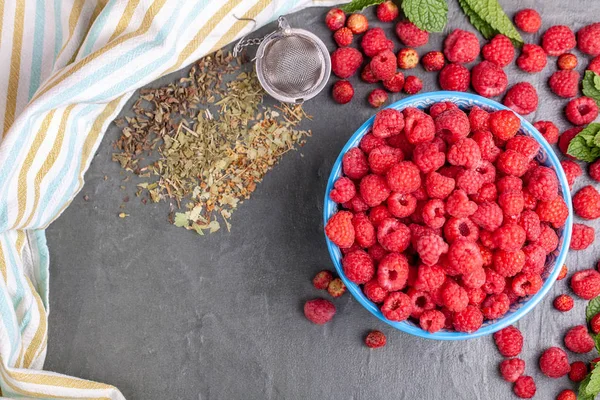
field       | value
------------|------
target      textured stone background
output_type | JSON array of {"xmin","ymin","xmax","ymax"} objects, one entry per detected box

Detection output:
[{"xmin": 45, "ymin": 1, "xmax": 600, "ymax": 399}]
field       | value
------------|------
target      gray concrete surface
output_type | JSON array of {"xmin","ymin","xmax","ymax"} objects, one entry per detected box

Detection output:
[{"xmin": 45, "ymin": 1, "xmax": 600, "ymax": 399}]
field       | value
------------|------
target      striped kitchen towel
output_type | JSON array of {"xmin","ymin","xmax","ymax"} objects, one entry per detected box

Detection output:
[{"xmin": 0, "ymin": 0, "xmax": 343, "ymax": 397}]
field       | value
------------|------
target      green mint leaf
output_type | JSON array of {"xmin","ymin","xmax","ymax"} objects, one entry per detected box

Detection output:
[
  {"xmin": 340, "ymin": 0, "xmax": 384, "ymax": 13},
  {"xmin": 586, "ymin": 365, "xmax": 600, "ymax": 396},
  {"xmin": 567, "ymin": 123, "xmax": 600, "ymax": 162},
  {"xmin": 594, "ymin": 74, "xmax": 600, "ymax": 90},
  {"xmin": 579, "ymin": 375, "xmax": 594, "ymax": 400},
  {"xmin": 595, "ymin": 334, "xmax": 600, "ymax": 353},
  {"xmin": 595, "ymin": 131, "xmax": 600, "ymax": 148},
  {"xmin": 460, "ymin": 0, "xmax": 524, "ymax": 46},
  {"xmin": 583, "ymin": 71, "xmax": 600, "ymax": 107},
  {"xmin": 173, "ymin": 212, "xmax": 190, "ymax": 228},
  {"xmin": 587, "ymin": 295, "xmax": 600, "ymax": 322},
  {"xmin": 458, "ymin": 0, "xmax": 496, "ymax": 39},
  {"xmin": 401, "ymin": 0, "xmax": 448, "ymax": 32}
]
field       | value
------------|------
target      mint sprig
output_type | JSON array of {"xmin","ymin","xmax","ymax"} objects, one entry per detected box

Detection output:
[
  {"xmin": 340, "ymin": 0, "xmax": 384, "ymax": 13},
  {"xmin": 587, "ymin": 296, "xmax": 600, "ymax": 322},
  {"xmin": 401, "ymin": 0, "xmax": 448, "ymax": 33},
  {"xmin": 583, "ymin": 70, "xmax": 600, "ymax": 107},
  {"xmin": 567, "ymin": 123, "xmax": 600, "ymax": 162},
  {"xmin": 580, "ymin": 296, "xmax": 600, "ymax": 399},
  {"xmin": 458, "ymin": 0, "xmax": 523, "ymax": 46}
]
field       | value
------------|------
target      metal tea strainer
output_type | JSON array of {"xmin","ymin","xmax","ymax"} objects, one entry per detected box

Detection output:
[{"xmin": 234, "ymin": 16, "xmax": 331, "ymax": 104}]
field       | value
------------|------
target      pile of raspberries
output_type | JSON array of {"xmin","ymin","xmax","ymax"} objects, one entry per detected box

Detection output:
[{"xmin": 325, "ymin": 102, "xmax": 570, "ymax": 335}]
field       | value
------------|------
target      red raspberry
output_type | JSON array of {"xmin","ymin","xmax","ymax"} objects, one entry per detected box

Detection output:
[
  {"xmin": 453, "ymin": 305, "xmax": 483, "ymax": 332},
  {"xmin": 421, "ymin": 51, "xmax": 445, "ymax": 71},
  {"xmin": 518, "ymin": 211, "xmax": 541, "ymax": 242},
  {"xmin": 568, "ymin": 361, "xmax": 588, "ymax": 383},
  {"xmin": 558, "ymin": 126, "xmax": 583, "ymax": 158},
  {"xmin": 414, "ymin": 264, "xmax": 446, "ymax": 292},
  {"xmin": 360, "ymin": 134, "xmax": 386, "ymax": 155},
  {"xmin": 536, "ymin": 224, "xmax": 559, "ymax": 253},
  {"xmin": 370, "ymin": 50, "xmax": 397, "ymax": 81},
  {"xmin": 343, "ymin": 250, "xmax": 375, "ymax": 284},
  {"xmin": 497, "ymin": 176, "xmax": 523, "ymax": 193},
  {"xmin": 553, "ymin": 294, "xmax": 574, "ymax": 312},
  {"xmin": 382, "ymin": 72, "xmax": 405, "ymax": 92},
  {"xmin": 361, "ymin": 64, "xmax": 379, "ymax": 83},
  {"xmin": 333, "ymin": 27, "xmax": 353, "ymax": 47},
  {"xmin": 332, "ymin": 80, "xmax": 354, "ymax": 104},
  {"xmin": 543, "ymin": 25, "xmax": 576, "ymax": 56},
  {"xmin": 513, "ymin": 376, "xmax": 536, "ymax": 399},
  {"xmin": 479, "ymin": 230, "xmax": 495, "ymax": 249},
  {"xmin": 343, "ymin": 195, "xmax": 369, "ymax": 212},
  {"xmin": 330, "ymin": 177, "xmax": 356, "ymax": 204},
  {"xmin": 325, "ymin": 8, "xmax": 346, "ymax": 31},
  {"xmin": 571, "ymin": 270, "xmax": 600, "ymax": 299},
  {"xmin": 347, "ymin": 13, "xmax": 368, "ymax": 34},
  {"xmin": 494, "ymin": 325, "xmax": 523, "ymax": 356},
  {"xmin": 506, "ymin": 136, "xmax": 540, "ymax": 160},
  {"xmin": 425, "ymin": 172, "xmax": 455, "ymax": 199},
  {"xmin": 558, "ymin": 53, "xmax": 578, "ymax": 70},
  {"xmin": 549, "ymin": 70, "xmax": 580, "ymax": 98},
  {"xmin": 499, "ymin": 191, "xmax": 525, "ymax": 217},
  {"xmin": 408, "ymin": 288, "xmax": 435, "ymax": 318},
  {"xmin": 483, "ymin": 268, "xmax": 506, "ymax": 294},
  {"xmin": 403, "ymin": 76, "xmax": 422, "ymax": 94},
  {"xmin": 557, "ymin": 264, "xmax": 568, "ymax": 280},
  {"xmin": 416, "ymin": 233, "xmax": 448, "ymax": 266},
  {"xmin": 565, "ymin": 325, "xmax": 595, "ymax": 353},
  {"xmin": 589, "ymin": 55, "xmax": 600, "ymax": 75},
  {"xmin": 363, "ymin": 330, "xmax": 386, "ymax": 349},
  {"xmin": 472, "ymin": 131, "xmax": 501, "ymax": 162},
  {"xmin": 446, "ymin": 190, "xmax": 478, "ymax": 217},
  {"xmin": 327, "ymin": 278, "xmax": 346, "ymax": 297},
  {"xmin": 395, "ymin": 20, "xmax": 429, "ymax": 47},
  {"xmin": 446, "ymin": 239, "xmax": 483, "ymax": 275},
  {"xmin": 361, "ymin": 28, "xmax": 394, "ymax": 57},
  {"xmin": 557, "ymin": 390, "xmax": 577, "ymax": 400},
  {"xmin": 500, "ymin": 358, "xmax": 525, "ymax": 382},
  {"xmin": 467, "ymin": 286, "xmax": 487, "ymax": 306},
  {"xmin": 434, "ymin": 108, "xmax": 470, "ymax": 143},
  {"xmin": 304, "ymin": 298, "xmax": 336, "ymax": 325},
  {"xmin": 439, "ymin": 63, "xmax": 470, "ymax": 91},
  {"xmin": 528, "ymin": 166, "xmax": 559, "ymax": 201},
  {"xmin": 360, "ymin": 174, "xmax": 390, "ymax": 207},
  {"xmin": 472, "ymin": 61, "xmax": 508, "ymax": 98},
  {"xmin": 367, "ymin": 243, "xmax": 388, "ymax": 262},
  {"xmin": 540, "ymin": 347, "xmax": 571, "ymax": 378},
  {"xmin": 368, "ymin": 145, "xmax": 402, "ymax": 175},
  {"xmin": 313, "ymin": 270, "xmax": 334, "ymax": 290},
  {"xmin": 368, "ymin": 89, "xmax": 388, "ymax": 108},
  {"xmin": 472, "ymin": 202, "xmax": 504, "ymax": 231},
  {"xmin": 489, "ymin": 110, "xmax": 520, "ymax": 141},
  {"xmin": 377, "ymin": 218, "xmax": 411, "ymax": 252},
  {"xmin": 522, "ymin": 244, "xmax": 545, "ymax": 275},
  {"xmin": 578, "ymin": 23, "xmax": 600, "ymax": 55},
  {"xmin": 441, "ymin": 279, "xmax": 469, "ymax": 312},
  {"xmin": 325, "ymin": 211, "xmax": 355, "ymax": 248},
  {"xmin": 352, "ymin": 213, "xmax": 376, "ymax": 247},
  {"xmin": 482, "ymin": 293, "xmax": 510, "ymax": 319},
  {"xmin": 480, "ymin": 245, "xmax": 493, "ymax": 267},
  {"xmin": 533, "ymin": 121, "xmax": 559, "ymax": 144},
  {"xmin": 493, "ymin": 249, "xmax": 525, "ymax": 277},
  {"xmin": 386, "ymin": 161, "xmax": 420, "ymax": 193},
  {"xmin": 469, "ymin": 106, "xmax": 489, "ymax": 131},
  {"xmin": 516, "ymin": 44, "xmax": 547, "ymax": 73},
  {"xmin": 482, "ymin": 34, "xmax": 515, "ymax": 67},
  {"xmin": 422, "ymin": 198, "xmax": 447, "ymax": 229},
  {"xmin": 514, "ymin": 9, "xmax": 542, "ymax": 33},
  {"xmin": 565, "ymin": 97, "xmax": 599, "ymax": 125},
  {"xmin": 387, "ymin": 192, "xmax": 417, "ymax": 218},
  {"xmin": 447, "ymin": 138, "xmax": 481, "ymax": 169},
  {"xmin": 381, "ymin": 291, "xmax": 412, "ymax": 321},
  {"xmin": 331, "ymin": 47, "xmax": 363, "ymax": 78},
  {"xmin": 493, "ymin": 224, "xmax": 526, "ymax": 251},
  {"xmin": 475, "ymin": 160, "xmax": 496, "ymax": 184},
  {"xmin": 497, "ymin": 150, "xmax": 529, "ymax": 177},
  {"xmin": 398, "ymin": 48, "xmax": 419, "ymax": 69},
  {"xmin": 444, "ymin": 29, "xmax": 480, "ymax": 64},
  {"xmin": 462, "ymin": 266, "xmax": 485, "ymax": 288},
  {"xmin": 457, "ymin": 168, "xmax": 484, "ymax": 194},
  {"xmin": 438, "ymin": 164, "xmax": 463, "ymax": 179},
  {"xmin": 363, "ymin": 279, "xmax": 387, "ymax": 303},
  {"xmin": 376, "ymin": 1, "xmax": 398, "ymax": 22},
  {"xmin": 373, "ymin": 108, "xmax": 405, "ymax": 138},
  {"xmin": 444, "ymin": 217, "xmax": 479, "ymax": 244},
  {"xmin": 573, "ymin": 185, "xmax": 600, "ymax": 219},
  {"xmin": 592, "ymin": 313, "xmax": 600, "ymax": 334},
  {"xmin": 419, "ymin": 309, "xmax": 445, "ymax": 333},
  {"xmin": 512, "ymin": 271, "xmax": 543, "ymax": 296},
  {"xmin": 590, "ymin": 159, "xmax": 600, "ymax": 182},
  {"xmin": 503, "ymin": 82, "xmax": 538, "ymax": 115},
  {"xmin": 413, "ymin": 142, "xmax": 445, "ymax": 173},
  {"xmin": 387, "ymin": 130, "xmax": 415, "ymax": 154},
  {"xmin": 403, "ymin": 107, "xmax": 435, "ymax": 144},
  {"xmin": 343, "ymin": 147, "xmax": 369, "ymax": 180},
  {"xmin": 561, "ymin": 160, "xmax": 582, "ymax": 188},
  {"xmin": 571, "ymin": 223, "xmax": 595, "ymax": 250}
]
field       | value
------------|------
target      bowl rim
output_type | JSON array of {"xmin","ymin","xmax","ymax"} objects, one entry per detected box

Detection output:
[{"xmin": 323, "ymin": 91, "xmax": 573, "ymax": 340}]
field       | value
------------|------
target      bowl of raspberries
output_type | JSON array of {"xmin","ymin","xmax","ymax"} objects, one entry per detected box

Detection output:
[{"xmin": 323, "ymin": 91, "xmax": 573, "ymax": 339}]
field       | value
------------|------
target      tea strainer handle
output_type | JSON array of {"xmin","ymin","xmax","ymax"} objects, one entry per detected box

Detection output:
[{"xmin": 233, "ymin": 16, "xmax": 291, "ymax": 59}]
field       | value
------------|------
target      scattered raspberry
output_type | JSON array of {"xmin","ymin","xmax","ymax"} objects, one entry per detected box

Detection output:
[
  {"xmin": 383, "ymin": 72, "xmax": 405, "ymax": 92},
  {"xmin": 512, "ymin": 272, "xmax": 543, "ymax": 296},
  {"xmin": 550, "ymin": 69, "xmax": 581, "ymax": 99},
  {"xmin": 537, "ymin": 223, "xmax": 559, "ymax": 253},
  {"xmin": 333, "ymin": 27, "xmax": 353, "ymax": 47},
  {"xmin": 558, "ymin": 126, "xmax": 583, "ymax": 158},
  {"xmin": 570, "ymin": 223, "xmax": 595, "ymax": 250},
  {"xmin": 564, "ymin": 325, "xmax": 595, "ymax": 353},
  {"xmin": 346, "ymin": 13, "xmax": 368, "ymax": 34},
  {"xmin": 370, "ymin": 50, "xmax": 397, "ymax": 81},
  {"xmin": 331, "ymin": 80, "xmax": 354, "ymax": 104},
  {"xmin": 327, "ymin": 278, "xmax": 346, "ymax": 297},
  {"xmin": 403, "ymin": 76, "xmax": 423, "ymax": 94},
  {"xmin": 441, "ymin": 279, "xmax": 469, "ymax": 312},
  {"xmin": 413, "ymin": 141, "xmax": 445, "ymax": 173},
  {"xmin": 557, "ymin": 390, "xmax": 577, "ymax": 400},
  {"xmin": 444, "ymin": 29, "xmax": 480, "ymax": 64},
  {"xmin": 470, "ymin": 61, "xmax": 508, "ymax": 98},
  {"xmin": 493, "ymin": 249, "xmax": 525, "ymax": 277},
  {"xmin": 434, "ymin": 108, "xmax": 470, "ymax": 143},
  {"xmin": 331, "ymin": 47, "xmax": 363, "ymax": 79},
  {"xmin": 373, "ymin": 108, "xmax": 405, "ymax": 138},
  {"xmin": 363, "ymin": 279, "xmax": 388, "ymax": 303},
  {"xmin": 439, "ymin": 63, "xmax": 470, "ymax": 91},
  {"xmin": 325, "ymin": 211, "xmax": 355, "ymax": 248},
  {"xmin": 397, "ymin": 48, "xmax": 419, "ymax": 69},
  {"xmin": 482, "ymin": 293, "xmax": 510, "ymax": 319},
  {"xmin": 416, "ymin": 233, "xmax": 448, "ymax": 266},
  {"xmin": 313, "ymin": 270, "xmax": 334, "ymax": 290},
  {"xmin": 422, "ymin": 51, "xmax": 445, "ymax": 71},
  {"xmin": 569, "ymin": 361, "xmax": 588, "ymax": 382},
  {"xmin": 376, "ymin": 1, "xmax": 398, "ymax": 22},
  {"xmin": 329, "ymin": 177, "xmax": 356, "ymax": 204},
  {"xmin": 386, "ymin": 161, "xmax": 421, "ymax": 193},
  {"xmin": 419, "ymin": 309, "xmax": 446, "ymax": 333},
  {"xmin": 489, "ymin": 110, "xmax": 520, "ymax": 141},
  {"xmin": 565, "ymin": 97, "xmax": 599, "ymax": 125},
  {"xmin": 361, "ymin": 64, "xmax": 379, "ymax": 83},
  {"xmin": 589, "ymin": 55, "xmax": 600, "ymax": 75},
  {"xmin": 553, "ymin": 294, "xmax": 574, "ymax": 312},
  {"xmin": 497, "ymin": 150, "xmax": 529, "ymax": 177},
  {"xmin": 503, "ymin": 82, "xmax": 538, "ymax": 115},
  {"xmin": 453, "ymin": 305, "xmax": 483, "ymax": 332},
  {"xmin": 513, "ymin": 376, "xmax": 536, "ymax": 399},
  {"xmin": 533, "ymin": 121, "xmax": 559, "ymax": 144},
  {"xmin": 368, "ymin": 89, "xmax": 388, "ymax": 108},
  {"xmin": 381, "ymin": 291, "xmax": 412, "ymax": 321},
  {"xmin": 558, "ymin": 264, "xmax": 568, "ymax": 280},
  {"xmin": 493, "ymin": 224, "xmax": 526, "ymax": 252},
  {"xmin": 377, "ymin": 218, "xmax": 411, "ymax": 252},
  {"xmin": 364, "ymin": 330, "xmax": 387, "ymax": 348},
  {"xmin": 516, "ymin": 44, "xmax": 547, "ymax": 73},
  {"xmin": 561, "ymin": 160, "xmax": 582, "ymax": 189},
  {"xmin": 590, "ymin": 159, "xmax": 600, "ymax": 182},
  {"xmin": 325, "ymin": 8, "xmax": 346, "ymax": 31},
  {"xmin": 540, "ymin": 347, "xmax": 571, "ymax": 378},
  {"xmin": 472, "ymin": 202, "xmax": 504, "ymax": 231},
  {"xmin": 499, "ymin": 191, "xmax": 525, "ymax": 217},
  {"xmin": 500, "ymin": 358, "xmax": 525, "ymax": 382},
  {"xmin": 542, "ymin": 25, "xmax": 577, "ymax": 56},
  {"xmin": 573, "ymin": 185, "xmax": 600, "ymax": 219},
  {"xmin": 422, "ymin": 198, "xmax": 447, "ymax": 228},
  {"xmin": 494, "ymin": 325, "xmax": 523, "ymax": 356},
  {"xmin": 482, "ymin": 34, "xmax": 515, "ymax": 67},
  {"xmin": 360, "ymin": 174, "xmax": 390, "ymax": 207},
  {"xmin": 395, "ymin": 20, "xmax": 429, "ymax": 47},
  {"xmin": 578, "ymin": 23, "xmax": 600, "ymax": 55},
  {"xmin": 304, "ymin": 298, "xmax": 336, "ymax": 324},
  {"xmin": 361, "ymin": 28, "xmax": 394, "ymax": 57},
  {"xmin": 571, "ymin": 269, "xmax": 600, "ymax": 300},
  {"xmin": 528, "ymin": 166, "xmax": 559, "ymax": 201},
  {"xmin": 558, "ymin": 53, "xmax": 578, "ymax": 71},
  {"xmin": 446, "ymin": 189, "xmax": 478, "ymax": 218},
  {"xmin": 514, "ymin": 9, "xmax": 542, "ymax": 33},
  {"xmin": 592, "ymin": 314, "xmax": 600, "ymax": 334}
]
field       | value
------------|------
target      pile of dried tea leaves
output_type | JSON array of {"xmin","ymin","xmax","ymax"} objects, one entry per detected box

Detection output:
[{"xmin": 112, "ymin": 50, "xmax": 312, "ymax": 235}]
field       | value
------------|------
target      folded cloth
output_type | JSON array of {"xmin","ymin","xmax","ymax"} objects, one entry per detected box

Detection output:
[{"xmin": 0, "ymin": 0, "xmax": 343, "ymax": 397}]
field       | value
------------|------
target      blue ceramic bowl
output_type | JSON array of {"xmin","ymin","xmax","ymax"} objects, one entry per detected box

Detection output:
[{"xmin": 323, "ymin": 91, "xmax": 573, "ymax": 340}]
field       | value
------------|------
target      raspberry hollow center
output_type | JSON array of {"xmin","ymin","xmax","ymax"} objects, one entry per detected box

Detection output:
[
  {"xmin": 416, "ymin": 296, "xmax": 427, "ymax": 307},
  {"xmin": 459, "ymin": 222, "xmax": 470, "ymax": 237},
  {"xmin": 388, "ymin": 270, "xmax": 398, "ymax": 281},
  {"xmin": 578, "ymin": 104, "xmax": 592, "ymax": 116}
]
